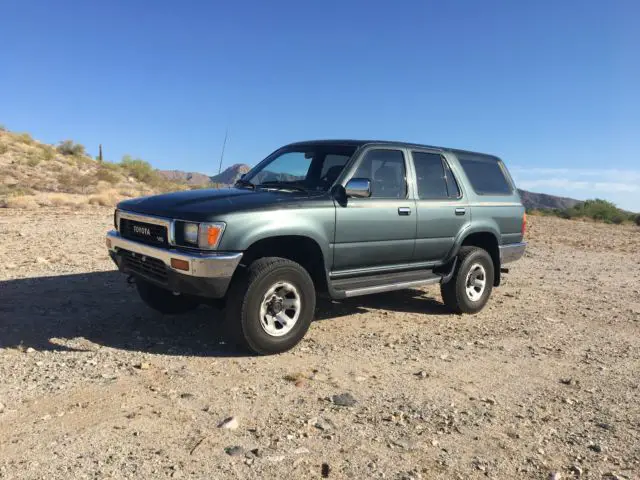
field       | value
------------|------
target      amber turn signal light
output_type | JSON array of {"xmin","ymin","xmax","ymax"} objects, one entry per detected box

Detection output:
[
  {"xmin": 170, "ymin": 258, "xmax": 190, "ymax": 271},
  {"xmin": 205, "ymin": 224, "xmax": 223, "ymax": 247}
]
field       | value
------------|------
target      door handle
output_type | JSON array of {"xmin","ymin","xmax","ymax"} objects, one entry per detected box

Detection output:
[
  {"xmin": 455, "ymin": 208, "xmax": 466, "ymax": 216},
  {"xmin": 398, "ymin": 207, "xmax": 411, "ymax": 216}
]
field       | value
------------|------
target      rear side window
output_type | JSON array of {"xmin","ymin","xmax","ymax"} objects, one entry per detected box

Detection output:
[
  {"xmin": 458, "ymin": 155, "xmax": 513, "ymax": 195},
  {"xmin": 412, "ymin": 152, "xmax": 461, "ymax": 199}
]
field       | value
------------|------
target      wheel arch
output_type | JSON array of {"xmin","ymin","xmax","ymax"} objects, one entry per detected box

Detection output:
[
  {"xmin": 239, "ymin": 235, "xmax": 330, "ymax": 293},
  {"xmin": 452, "ymin": 227, "xmax": 501, "ymax": 287}
]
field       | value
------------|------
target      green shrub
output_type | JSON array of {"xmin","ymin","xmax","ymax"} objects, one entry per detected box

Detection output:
[
  {"xmin": 57, "ymin": 140, "xmax": 86, "ymax": 157},
  {"xmin": 0, "ymin": 124, "xmax": 7, "ymax": 132},
  {"xmin": 119, "ymin": 155, "xmax": 156, "ymax": 183},
  {"xmin": 40, "ymin": 145, "xmax": 55, "ymax": 161},
  {"xmin": 635, "ymin": 215, "xmax": 640, "ymax": 227}
]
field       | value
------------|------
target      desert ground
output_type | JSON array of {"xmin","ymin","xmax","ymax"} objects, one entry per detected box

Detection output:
[{"xmin": 0, "ymin": 209, "xmax": 638, "ymax": 480}]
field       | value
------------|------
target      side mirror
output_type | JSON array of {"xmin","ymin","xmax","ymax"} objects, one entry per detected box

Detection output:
[
  {"xmin": 345, "ymin": 178, "xmax": 371, "ymax": 198},
  {"xmin": 240, "ymin": 173, "xmax": 246, "ymax": 180}
]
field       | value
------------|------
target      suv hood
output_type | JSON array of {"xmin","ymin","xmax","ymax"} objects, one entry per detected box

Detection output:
[{"xmin": 117, "ymin": 187, "xmax": 321, "ymax": 221}]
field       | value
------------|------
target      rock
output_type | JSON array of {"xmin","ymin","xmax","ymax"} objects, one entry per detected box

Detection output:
[
  {"xmin": 596, "ymin": 422, "xmax": 614, "ymax": 431},
  {"xmin": 481, "ymin": 397, "xmax": 496, "ymax": 405},
  {"xmin": 391, "ymin": 438, "xmax": 418, "ymax": 450},
  {"xmin": 331, "ymin": 392, "xmax": 357, "ymax": 407},
  {"xmin": 588, "ymin": 443, "xmax": 602, "ymax": 453},
  {"xmin": 135, "ymin": 362, "xmax": 151, "ymax": 370},
  {"xmin": 548, "ymin": 472, "xmax": 561, "ymax": 480},
  {"xmin": 313, "ymin": 418, "xmax": 333, "ymax": 431},
  {"xmin": 25, "ymin": 347, "xmax": 36, "ymax": 354},
  {"xmin": 321, "ymin": 463, "xmax": 331, "ymax": 478},
  {"xmin": 569, "ymin": 465, "xmax": 583, "ymax": 476},
  {"xmin": 180, "ymin": 393, "xmax": 194, "ymax": 399},
  {"xmin": 415, "ymin": 370, "xmax": 429, "ymax": 378},
  {"xmin": 293, "ymin": 447, "xmax": 310, "ymax": 454},
  {"xmin": 0, "ymin": 402, "xmax": 5, "ymax": 413},
  {"xmin": 602, "ymin": 473, "xmax": 622, "ymax": 480},
  {"xmin": 559, "ymin": 378, "xmax": 574, "ymax": 385},
  {"xmin": 218, "ymin": 416, "xmax": 239, "ymax": 430},
  {"xmin": 225, "ymin": 445, "xmax": 244, "ymax": 457},
  {"xmin": 35, "ymin": 257, "xmax": 49, "ymax": 264}
]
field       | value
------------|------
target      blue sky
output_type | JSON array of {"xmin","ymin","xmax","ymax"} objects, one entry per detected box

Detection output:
[{"xmin": 1, "ymin": 0, "xmax": 639, "ymax": 210}]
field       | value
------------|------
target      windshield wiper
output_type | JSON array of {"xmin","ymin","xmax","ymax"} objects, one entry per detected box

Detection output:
[
  {"xmin": 234, "ymin": 178, "xmax": 255, "ymax": 190},
  {"xmin": 257, "ymin": 181, "xmax": 308, "ymax": 193}
]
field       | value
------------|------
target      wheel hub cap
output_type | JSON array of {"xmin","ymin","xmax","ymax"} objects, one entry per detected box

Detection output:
[
  {"xmin": 259, "ymin": 282, "xmax": 301, "ymax": 337},
  {"xmin": 465, "ymin": 263, "xmax": 487, "ymax": 302}
]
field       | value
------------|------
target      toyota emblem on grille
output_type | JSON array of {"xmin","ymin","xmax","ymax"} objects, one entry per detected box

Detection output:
[{"xmin": 133, "ymin": 225, "xmax": 151, "ymax": 236}]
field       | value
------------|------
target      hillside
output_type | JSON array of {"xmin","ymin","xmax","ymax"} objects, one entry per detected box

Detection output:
[
  {"xmin": 0, "ymin": 127, "xmax": 192, "ymax": 209},
  {"xmin": 517, "ymin": 189, "xmax": 581, "ymax": 210}
]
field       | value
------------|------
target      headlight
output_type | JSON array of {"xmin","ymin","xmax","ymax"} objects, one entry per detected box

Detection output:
[
  {"xmin": 179, "ymin": 221, "xmax": 225, "ymax": 250},
  {"xmin": 183, "ymin": 223, "xmax": 199, "ymax": 244}
]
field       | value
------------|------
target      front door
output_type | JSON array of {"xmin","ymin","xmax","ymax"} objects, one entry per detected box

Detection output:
[
  {"xmin": 410, "ymin": 150, "xmax": 470, "ymax": 262},
  {"xmin": 333, "ymin": 148, "xmax": 416, "ymax": 271}
]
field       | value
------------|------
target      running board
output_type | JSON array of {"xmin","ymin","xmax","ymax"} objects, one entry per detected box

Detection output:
[{"xmin": 330, "ymin": 270, "xmax": 442, "ymax": 298}]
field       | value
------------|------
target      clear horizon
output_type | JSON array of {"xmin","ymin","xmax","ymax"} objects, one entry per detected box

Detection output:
[{"xmin": 1, "ymin": 0, "xmax": 638, "ymax": 210}]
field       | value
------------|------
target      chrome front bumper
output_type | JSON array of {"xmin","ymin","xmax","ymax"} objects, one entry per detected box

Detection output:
[
  {"xmin": 499, "ymin": 242, "xmax": 527, "ymax": 264},
  {"xmin": 106, "ymin": 230, "xmax": 242, "ymax": 278}
]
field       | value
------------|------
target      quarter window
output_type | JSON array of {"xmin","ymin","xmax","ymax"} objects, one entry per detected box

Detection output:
[
  {"xmin": 412, "ymin": 152, "xmax": 461, "ymax": 199},
  {"xmin": 352, "ymin": 149, "xmax": 406, "ymax": 199},
  {"xmin": 458, "ymin": 155, "xmax": 513, "ymax": 195}
]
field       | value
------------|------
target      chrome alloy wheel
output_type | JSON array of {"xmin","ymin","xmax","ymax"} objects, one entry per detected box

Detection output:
[
  {"xmin": 258, "ymin": 281, "xmax": 301, "ymax": 337},
  {"xmin": 465, "ymin": 263, "xmax": 487, "ymax": 302}
]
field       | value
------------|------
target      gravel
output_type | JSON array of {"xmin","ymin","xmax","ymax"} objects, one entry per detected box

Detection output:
[{"xmin": 1, "ymin": 208, "xmax": 639, "ymax": 479}]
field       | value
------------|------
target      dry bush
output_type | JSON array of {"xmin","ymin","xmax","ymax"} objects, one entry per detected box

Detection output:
[
  {"xmin": 17, "ymin": 133, "xmax": 35, "ymax": 145},
  {"xmin": 95, "ymin": 167, "xmax": 121, "ymax": 185},
  {"xmin": 40, "ymin": 145, "xmax": 56, "ymax": 161},
  {"xmin": 0, "ymin": 143, "xmax": 8, "ymax": 155},
  {"xmin": 2, "ymin": 195, "xmax": 39, "ymax": 209},
  {"xmin": 46, "ymin": 193, "xmax": 87, "ymax": 208},
  {"xmin": 89, "ymin": 190, "xmax": 120, "ymax": 207}
]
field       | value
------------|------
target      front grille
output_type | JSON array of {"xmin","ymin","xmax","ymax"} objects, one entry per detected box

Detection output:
[
  {"xmin": 120, "ymin": 218, "xmax": 168, "ymax": 247},
  {"xmin": 120, "ymin": 249, "xmax": 168, "ymax": 283}
]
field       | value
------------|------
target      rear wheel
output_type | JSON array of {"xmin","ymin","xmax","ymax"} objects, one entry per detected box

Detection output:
[
  {"xmin": 225, "ymin": 257, "xmax": 316, "ymax": 355},
  {"xmin": 136, "ymin": 279, "xmax": 200, "ymax": 314},
  {"xmin": 440, "ymin": 246, "xmax": 494, "ymax": 314}
]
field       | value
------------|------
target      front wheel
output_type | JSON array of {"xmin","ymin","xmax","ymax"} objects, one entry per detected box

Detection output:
[
  {"xmin": 225, "ymin": 257, "xmax": 316, "ymax": 355},
  {"xmin": 440, "ymin": 246, "xmax": 494, "ymax": 314}
]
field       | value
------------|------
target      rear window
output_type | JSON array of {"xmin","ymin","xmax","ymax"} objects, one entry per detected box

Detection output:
[{"xmin": 458, "ymin": 155, "xmax": 513, "ymax": 195}]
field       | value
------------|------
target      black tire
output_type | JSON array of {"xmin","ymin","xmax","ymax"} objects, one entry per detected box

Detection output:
[
  {"xmin": 225, "ymin": 257, "xmax": 316, "ymax": 355},
  {"xmin": 440, "ymin": 246, "xmax": 494, "ymax": 314},
  {"xmin": 136, "ymin": 279, "xmax": 200, "ymax": 315}
]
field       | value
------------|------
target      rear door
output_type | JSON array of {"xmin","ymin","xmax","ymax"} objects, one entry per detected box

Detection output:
[
  {"xmin": 333, "ymin": 147, "xmax": 416, "ymax": 271},
  {"xmin": 410, "ymin": 150, "xmax": 469, "ymax": 262}
]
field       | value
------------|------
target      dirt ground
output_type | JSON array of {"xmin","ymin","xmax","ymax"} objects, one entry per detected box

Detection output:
[{"xmin": 1, "ymin": 208, "xmax": 639, "ymax": 480}]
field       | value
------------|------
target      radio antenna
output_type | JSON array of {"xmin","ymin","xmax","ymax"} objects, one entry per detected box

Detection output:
[{"xmin": 217, "ymin": 125, "xmax": 229, "ymax": 175}]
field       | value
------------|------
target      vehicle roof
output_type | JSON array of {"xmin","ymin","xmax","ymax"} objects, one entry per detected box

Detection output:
[{"xmin": 285, "ymin": 139, "xmax": 500, "ymax": 160}]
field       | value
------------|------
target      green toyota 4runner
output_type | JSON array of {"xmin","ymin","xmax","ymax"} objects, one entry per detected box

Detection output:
[{"xmin": 107, "ymin": 140, "xmax": 526, "ymax": 354}]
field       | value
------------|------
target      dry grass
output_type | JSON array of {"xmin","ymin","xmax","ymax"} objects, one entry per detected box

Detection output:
[
  {"xmin": 3, "ymin": 195, "xmax": 39, "ymax": 209},
  {"xmin": 88, "ymin": 190, "xmax": 121, "ymax": 207}
]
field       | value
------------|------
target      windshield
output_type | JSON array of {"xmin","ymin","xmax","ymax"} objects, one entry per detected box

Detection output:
[{"xmin": 241, "ymin": 145, "xmax": 358, "ymax": 192}]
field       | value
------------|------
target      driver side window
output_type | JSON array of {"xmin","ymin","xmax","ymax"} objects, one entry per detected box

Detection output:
[{"xmin": 352, "ymin": 149, "xmax": 407, "ymax": 198}]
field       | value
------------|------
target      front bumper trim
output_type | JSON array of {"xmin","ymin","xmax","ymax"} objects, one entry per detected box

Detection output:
[
  {"xmin": 499, "ymin": 242, "xmax": 527, "ymax": 264},
  {"xmin": 106, "ymin": 230, "xmax": 242, "ymax": 278}
]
